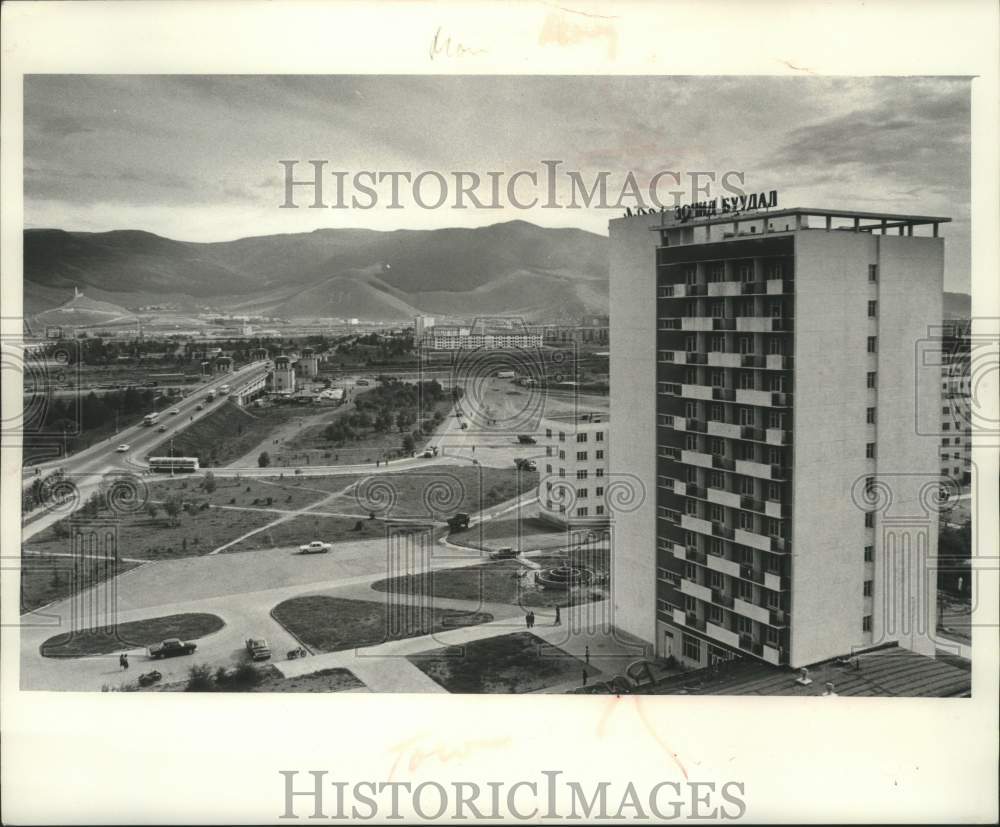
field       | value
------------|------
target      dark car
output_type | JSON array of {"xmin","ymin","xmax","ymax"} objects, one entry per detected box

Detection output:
[{"xmin": 146, "ymin": 638, "xmax": 197, "ymax": 659}]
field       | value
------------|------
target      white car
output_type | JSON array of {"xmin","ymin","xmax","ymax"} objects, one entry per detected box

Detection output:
[
  {"xmin": 168, "ymin": 408, "xmax": 180, "ymax": 415},
  {"xmin": 299, "ymin": 541, "xmax": 332, "ymax": 554},
  {"xmin": 115, "ymin": 444, "xmax": 130, "ymax": 453}
]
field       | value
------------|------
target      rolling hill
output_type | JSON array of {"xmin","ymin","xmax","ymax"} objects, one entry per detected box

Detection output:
[{"xmin": 24, "ymin": 221, "xmax": 610, "ymax": 323}]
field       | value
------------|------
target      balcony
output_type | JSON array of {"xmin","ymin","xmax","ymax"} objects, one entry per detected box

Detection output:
[
  {"xmin": 657, "ymin": 382, "xmax": 681, "ymax": 396},
  {"xmin": 680, "ymin": 514, "xmax": 713, "ymax": 537},
  {"xmin": 735, "ymin": 317, "xmax": 777, "ymax": 333},
  {"xmin": 765, "ymin": 428, "xmax": 789, "ymax": 445},
  {"xmin": 765, "ymin": 354, "xmax": 793, "ymax": 370},
  {"xmin": 706, "ymin": 554, "xmax": 741, "ymax": 578},
  {"xmin": 740, "ymin": 280, "xmax": 768, "ymax": 295},
  {"xmin": 740, "ymin": 495, "xmax": 766, "ymax": 513},
  {"xmin": 762, "ymin": 645, "xmax": 782, "ymax": 665},
  {"xmin": 685, "ymin": 352, "xmax": 708, "ymax": 365},
  {"xmin": 671, "ymin": 543, "xmax": 688, "ymax": 561},
  {"xmin": 735, "ymin": 528, "xmax": 773, "ymax": 552},
  {"xmin": 707, "ymin": 352, "xmax": 742, "ymax": 368},
  {"xmin": 680, "ymin": 449, "xmax": 713, "ymax": 468},
  {"xmin": 707, "ymin": 281, "xmax": 743, "ymax": 297},
  {"xmin": 705, "ymin": 621, "xmax": 740, "ymax": 648},
  {"xmin": 740, "ymin": 564, "xmax": 764, "ymax": 585},
  {"xmin": 769, "ymin": 609, "xmax": 789, "ymax": 628},
  {"xmin": 707, "ymin": 487, "xmax": 741, "ymax": 509},
  {"xmin": 710, "ymin": 588, "xmax": 735, "ymax": 609},
  {"xmin": 711, "ymin": 387, "xmax": 736, "ymax": 402},
  {"xmin": 712, "ymin": 521, "xmax": 735, "ymax": 540},
  {"xmin": 658, "ymin": 445, "xmax": 681, "ymax": 461},
  {"xmin": 764, "ymin": 572, "xmax": 783, "ymax": 592},
  {"xmin": 707, "ymin": 421, "xmax": 742, "ymax": 439},
  {"xmin": 672, "ymin": 607, "xmax": 687, "ymax": 626},
  {"xmin": 734, "ymin": 597, "xmax": 771, "ymax": 625},
  {"xmin": 681, "ymin": 579, "xmax": 712, "ymax": 602},
  {"xmin": 680, "ymin": 317, "xmax": 715, "ymax": 331},
  {"xmin": 681, "ymin": 383, "xmax": 714, "ymax": 401},
  {"xmin": 764, "ymin": 500, "xmax": 785, "ymax": 520},
  {"xmin": 770, "ymin": 392, "xmax": 793, "ymax": 408},
  {"xmin": 735, "ymin": 389, "xmax": 774, "ymax": 407},
  {"xmin": 765, "ymin": 279, "xmax": 789, "ymax": 294},
  {"xmin": 741, "ymin": 354, "xmax": 766, "ymax": 369},
  {"xmin": 711, "ymin": 454, "xmax": 736, "ymax": 472},
  {"xmin": 735, "ymin": 459, "xmax": 776, "ymax": 480}
]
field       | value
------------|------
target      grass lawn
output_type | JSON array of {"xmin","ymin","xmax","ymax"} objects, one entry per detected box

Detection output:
[
  {"xmin": 40, "ymin": 612, "xmax": 224, "ymax": 658},
  {"xmin": 145, "ymin": 401, "xmax": 306, "ymax": 468},
  {"xmin": 25, "ymin": 506, "xmax": 277, "ymax": 561},
  {"xmin": 453, "ymin": 514, "xmax": 567, "ymax": 552},
  {"xmin": 223, "ymin": 514, "xmax": 397, "ymax": 553},
  {"xmin": 370, "ymin": 546, "xmax": 610, "ymax": 609},
  {"xmin": 20, "ymin": 553, "xmax": 142, "ymax": 614},
  {"xmin": 271, "ymin": 595, "xmax": 493, "ymax": 653},
  {"xmin": 409, "ymin": 631, "xmax": 598, "ymax": 693},
  {"xmin": 252, "ymin": 666, "xmax": 366, "ymax": 693},
  {"xmin": 150, "ymin": 476, "xmax": 330, "ymax": 512}
]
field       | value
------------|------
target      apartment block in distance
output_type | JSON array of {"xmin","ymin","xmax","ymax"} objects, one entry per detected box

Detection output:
[
  {"xmin": 610, "ymin": 206, "xmax": 948, "ymax": 670},
  {"xmin": 539, "ymin": 412, "xmax": 610, "ymax": 525}
]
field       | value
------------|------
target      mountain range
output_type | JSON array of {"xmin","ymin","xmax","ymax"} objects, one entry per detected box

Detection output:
[
  {"xmin": 23, "ymin": 220, "xmax": 971, "ymax": 324},
  {"xmin": 24, "ymin": 221, "xmax": 610, "ymax": 323}
]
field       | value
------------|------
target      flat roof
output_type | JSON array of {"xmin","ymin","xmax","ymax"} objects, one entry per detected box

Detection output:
[{"xmin": 650, "ymin": 206, "xmax": 952, "ymax": 232}]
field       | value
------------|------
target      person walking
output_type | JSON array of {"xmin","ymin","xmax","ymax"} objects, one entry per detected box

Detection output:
[
  {"xmin": 122, "ymin": 653, "xmax": 129, "ymax": 671},
  {"xmin": 119, "ymin": 653, "xmax": 125, "ymax": 670},
  {"xmin": 525, "ymin": 613, "xmax": 531, "ymax": 629},
  {"xmin": 528, "ymin": 611, "xmax": 535, "ymax": 628},
  {"xmin": 585, "ymin": 645, "xmax": 590, "ymax": 665},
  {"xmin": 554, "ymin": 605, "xmax": 561, "ymax": 626},
  {"xmin": 582, "ymin": 669, "xmax": 588, "ymax": 686}
]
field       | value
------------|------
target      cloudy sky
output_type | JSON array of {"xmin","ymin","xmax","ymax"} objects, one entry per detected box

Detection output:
[{"xmin": 24, "ymin": 75, "xmax": 970, "ymax": 291}]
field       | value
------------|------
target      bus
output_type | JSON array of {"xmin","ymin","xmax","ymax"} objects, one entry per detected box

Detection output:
[
  {"xmin": 219, "ymin": 384, "xmax": 231, "ymax": 394},
  {"xmin": 143, "ymin": 412, "xmax": 161, "ymax": 426},
  {"xmin": 148, "ymin": 457, "xmax": 200, "ymax": 473}
]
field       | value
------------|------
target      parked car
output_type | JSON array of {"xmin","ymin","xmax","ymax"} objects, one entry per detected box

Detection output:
[
  {"xmin": 147, "ymin": 638, "xmax": 197, "ymax": 659},
  {"xmin": 299, "ymin": 540, "xmax": 332, "ymax": 554},
  {"xmin": 421, "ymin": 450, "xmax": 434, "ymax": 458},
  {"xmin": 517, "ymin": 435, "xmax": 537, "ymax": 444},
  {"xmin": 245, "ymin": 638, "xmax": 271, "ymax": 661},
  {"xmin": 115, "ymin": 444, "xmax": 130, "ymax": 453},
  {"xmin": 514, "ymin": 458, "xmax": 536, "ymax": 471},
  {"xmin": 490, "ymin": 547, "xmax": 518, "ymax": 560}
]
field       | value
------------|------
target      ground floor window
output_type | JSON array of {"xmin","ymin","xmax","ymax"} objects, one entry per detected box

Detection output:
[{"xmin": 683, "ymin": 634, "xmax": 701, "ymax": 662}]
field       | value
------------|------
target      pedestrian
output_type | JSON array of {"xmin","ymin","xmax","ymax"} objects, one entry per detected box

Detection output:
[
  {"xmin": 582, "ymin": 669, "xmax": 588, "ymax": 686},
  {"xmin": 525, "ymin": 613, "xmax": 530, "ymax": 629},
  {"xmin": 554, "ymin": 605, "xmax": 561, "ymax": 626},
  {"xmin": 118, "ymin": 653, "xmax": 125, "ymax": 670},
  {"xmin": 122, "ymin": 653, "xmax": 129, "ymax": 671},
  {"xmin": 528, "ymin": 611, "xmax": 535, "ymax": 628},
  {"xmin": 585, "ymin": 645, "xmax": 590, "ymax": 664}
]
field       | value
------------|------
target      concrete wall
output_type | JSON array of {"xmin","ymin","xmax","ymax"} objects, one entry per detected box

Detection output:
[
  {"xmin": 790, "ymin": 230, "xmax": 880, "ymax": 666},
  {"xmin": 608, "ymin": 215, "xmax": 659, "ymax": 646},
  {"xmin": 871, "ymin": 235, "xmax": 942, "ymax": 657}
]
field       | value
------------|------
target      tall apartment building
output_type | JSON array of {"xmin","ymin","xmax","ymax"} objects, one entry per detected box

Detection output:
[
  {"xmin": 610, "ymin": 207, "xmax": 947, "ymax": 670},
  {"xmin": 940, "ymin": 320, "xmax": 972, "ymax": 487},
  {"xmin": 414, "ymin": 315, "xmax": 435, "ymax": 342},
  {"xmin": 539, "ymin": 412, "xmax": 610, "ymax": 525},
  {"xmin": 428, "ymin": 325, "xmax": 544, "ymax": 350}
]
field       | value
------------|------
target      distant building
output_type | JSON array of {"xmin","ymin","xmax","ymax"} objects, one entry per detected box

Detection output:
[
  {"xmin": 271, "ymin": 355, "xmax": 295, "ymax": 394},
  {"xmin": 542, "ymin": 315, "xmax": 610, "ymax": 346},
  {"xmin": 415, "ymin": 315, "xmax": 436, "ymax": 341},
  {"xmin": 212, "ymin": 355, "xmax": 234, "ymax": 374},
  {"xmin": 539, "ymin": 412, "xmax": 610, "ymax": 526},
  {"xmin": 295, "ymin": 347, "xmax": 320, "ymax": 378},
  {"xmin": 428, "ymin": 325, "xmax": 543, "ymax": 350}
]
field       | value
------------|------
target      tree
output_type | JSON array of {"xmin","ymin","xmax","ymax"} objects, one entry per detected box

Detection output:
[
  {"xmin": 145, "ymin": 502, "xmax": 159, "ymax": 522},
  {"xmin": 203, "ymin": 471, "xmax": 217, "ymax": 494},
  {"xmin": 258, "ymin": 451, "xmax": 271, "ymax": 468},
  {"xmin": 402, "ymin": 433, "xmax": 416, "ymax": 454},
  {"xmin": 163, "ymin": 495, "xmax": 182, "ymax": 527}
]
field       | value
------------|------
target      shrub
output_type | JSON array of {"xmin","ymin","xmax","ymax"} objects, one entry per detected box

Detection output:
[
  {"xmin": 258, "ymin": 451, "xmax": 271, "ymax": 468},
  {"xmin": 186, "ymin": 663, "xmax": 214, "ymax": 692}
]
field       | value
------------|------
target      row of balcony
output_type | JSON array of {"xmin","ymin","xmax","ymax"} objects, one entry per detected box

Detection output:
[
  {"xmin": 658, "ymin": 316, "xmax": 795, "ymax": 333},
  {"xmin": 675, "ymin": 577, "xmax": 788, "ymax": 627},
  {"xmin": 657, "ymin": 383, "xmax": 793, "ymax": 408},
  {"xmin": 664, "ymin": 417, "xmax": 790, "ymax": 446},
  {"xmin": 677, "ymin": 513, "xmax": 788, "ymax": 554},
  {"xmin": 668, "ymin": 607, "xmax": 785, "ymax": 663},
  {"xmin": 663, "ymin": 478, "xmax": 789, "ymax": 520},
  {"xmin": 668, "ymin": 449, "xmax": 790, "ymax": 482},
  {"xmin": 663, "ymin": 541, "xmax": 784, "ymax": 592},
  {"xmin": 657, "ymin": 279, "xmax": 794, "ymax": 299},
  {"xmin": 657, "ymin": 351, "xmax": 794, "ymax": 371}
]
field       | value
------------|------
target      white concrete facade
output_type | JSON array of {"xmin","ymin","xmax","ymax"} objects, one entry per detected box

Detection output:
[{"xmin": 538, "ymin": 412, "xmax": 611, "ymax": 525}]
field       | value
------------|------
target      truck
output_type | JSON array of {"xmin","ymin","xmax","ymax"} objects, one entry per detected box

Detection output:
[
  {"xmin": 142, "ymin": 412, "xmax": 160, "ymax": 427},
  {"xmin": 245, "ymin": 638, "xmax": 272, "ymax": 661},
  {"xmin": 219, "ymin": 384, "xmax": 230, "ymax": 394},
  {"xmin": 447, "ymin": 513, "xmax": 471, "ymax": 531},
  {"xmin": 206, "ymin": 390, "xmax": 216, "ymax": 402},
  {"xmin": 146, "ymin": 638, "xmax": 197, "ymax": 659}
]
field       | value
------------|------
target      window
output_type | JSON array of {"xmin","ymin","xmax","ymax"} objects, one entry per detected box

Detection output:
[
  {"xmin": 685, "ymin": 500, "xmax": 698, "ymax": 516},
  {"xmin": 738, "ymin": 373, "xmax": 754, "ymax": 390},
  {"xmin": 682, "ymin": 635, "xmax": 701, "ymax": 661},
  {"xmin": 739, "ymin": 264, "xmax": 753, "ymax": 282},
  {"xmin": 739, "ymin": 511, "xmax": 753, "ymax": 529},
  {"xmin": 685, "ymin": 367, "xmax": 698, "ymax": 384},
  {"xmin": 576, "ymin": 433, "xmax": 588, "ymax": 443},
  {"xmin": 767, "ymin": 447, "xmax": 782, "ymax": 465},
  {"xmin": 559, "ymin": 450, "xmax": 566, "ymax": 460},
  {"xmin": 595, "ymin": 505, "xmax": 605, "ymax": 516},
  {"xmin": 868, "ymin": 300, "xmax": 877, "ymax": 318},
  {"xmin": 710, "ymin": 504, "xmax": 724, "ymax": 522},
  {"xmin": 738, "ymin": 336, "xmax": 754, "ymax": 354},
  {"xmin": 769, "ymin": 374, "xmax": 786, "ymax": 392},
  {"xmin": 862, "ymin": 615, "xmax": 872, "ymax": 632},
  {"xmin": 768, "ymin": 518, "xmax": 783, "ymax": 537},
  {"xmin": 576, "ymin": 507, "xmax": 588, "ymax": 517},
  {"xmin": 866, "ymin": 407, "xmax": 876, "ymax": 424},
  {"xmin": 577, "ymin": 488, "xmax": 588, "ymax": 499},
  {"xmin": 708, "ymin": 605, "xmax": 723, "ymax": 623},
  {"xmin": 710, "ymin": 403, "xmax": 724, "ymax": 421},
  {"xmin": 710, "ymin": 471, "xmax": 724, "ymax": 488},
  {"xmin": 868, "ymin": 264, "xmax": 878, "ymax": 282},
  {"xmin": 711, "ymin": 370, "xmax": 725, "ymax": 388},
  {"xmin": 736, "ymin": 580, "xmax": 753, "ymax": 601},
  {"xmin": 684, "ymin": 595, "xmax": 697, "ymax": 612},
  {"xmin": 684, "ymin": 563, "xmax": 696, "ymax": 580},
  {"xmin": 595, "ymin": 431, "xmax": 605, "ymax": 442},
  {"xmin": 576, "ymin": 470, "xmax": 588, "ymax": 480},
  {"xmin": 710, "ymin": 438, "xmax": 725, "ymax": 456},
  {"xmin": 545, "ymin": 464, "xmax": 552, "ymax": 474},
  {"xmin": 866, "ymin": 443, "xmax": 876, "ymax": 459},
  {"xmin": 866, "ymin": 372, "xmax": 877, "ymax": 389},
  {"xmin": 685, "ymin": 335, "xmax": 697, "ymax": 351},
  {"xmin": 685, "ymin": 434, "xmax": 698, "ymax": 450},
  {"xmin": 768, "ymin": 411, "xmax": 785, "ymax": 429},
  {"xmin": 767, "ymin": 338, "xmax": 783, "ymax": 356},
  {"xmin": 596, "ymin": 486, "xmax": 604, "ymax": 497},
  {"xmin": 709, "ymin": 570, "xmax": 724, "ymax": 589},
  {"xmin": 740, "ymin": 477, "xmax": 754, "ymax": 495},
  {"xmin": 545, "ymin": 428, "xmax": 552, "ymax": 439},
  {"xmin": 765, "ymin": 627, "xmax": 780, "ymax": 646},
  {"xmin": 767, "ymin": 483, "xmax": 781, "ymax": 501},
  {"xmin": 684, "ymin": 268, "xmax": 696, "ymax": 285},
  {"xmin": 864, "ymin": 512, "xmax": 874, "ymax": 528},
  {"xmin": 685, "ymin": 402, "xmax": 698, "ymax": 418},
  {"xmin": 546, "ymin": 446, "xmax": 553, "ymax": 457},
  {"xmin": 595, "ymin": 468, "xmax": 605, "ymax": 478},
  {"xmin": 768, "ymin": 301, "xmax": 783, "ymax": 318},
  {"xmin": 765, "ymin": 589, "xmax": 780, "ymax": 609},
  {"xmin": 595, "ymin": 450, "xmax": 605, "ymax": 460},
  {"xmin": 558, "ymin": 432, "xmax": 566, "ymax": 442},
  {"xmin": 736, "ymin": 615, "xmax": 752, "ymax": 634},
  {"xmin": 739, "ymin": 407, "xmax": 754, "ymax": 426},
  {"xmin": 767, "ymin": 261, "xmax": 783, "ymax": 279},
  {"xmin": 576, "ymin": 451, "xmax": 587, "ymax": 461},
  {"xmin": 942, "ymin": 422, "xmax": 950, "ymax": 431},
  {"xmin": 864, "ymin": 545, "xmax": 874, "ymax": 562},
  {"xmin": 863, "ymin": 580, "xmax": 873, "ymax": 597},
  {"xmin": 686, "ymin": 467, "xmax": 698, "ymax": 483},
  {"xmin": 711, "ymin": 334, "xmax": 726, "ymax": 352},
  {"xmin": 867, "ymin": 336, "xmax": 877, "ymax": 353}
]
